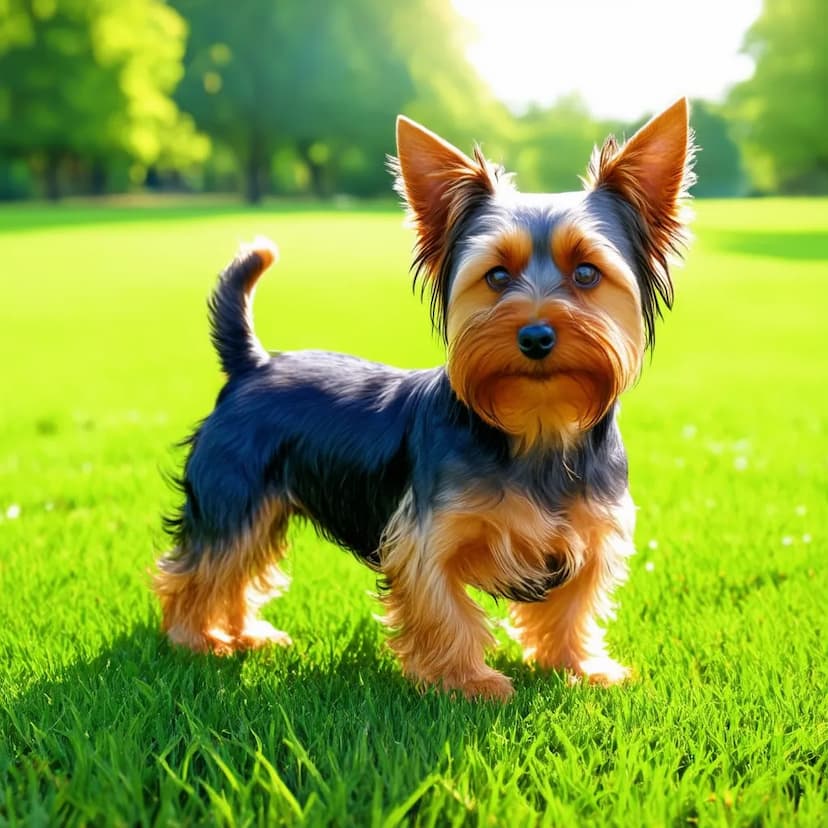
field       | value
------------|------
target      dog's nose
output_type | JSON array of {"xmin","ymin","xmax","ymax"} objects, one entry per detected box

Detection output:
[{"xmin": 517, "ymin": 323, "xmax": 556, "ymax": 360}]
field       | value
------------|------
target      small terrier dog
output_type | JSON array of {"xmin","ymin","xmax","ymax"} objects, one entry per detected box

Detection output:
[{"xmin": 155, "ymin": 99, "xmax": 694, "ymax": 700}]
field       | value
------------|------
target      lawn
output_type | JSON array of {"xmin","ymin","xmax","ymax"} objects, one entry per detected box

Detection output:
[{"xmin": 0, "ymin": 197, "xmax": 826, "ymax": 825}]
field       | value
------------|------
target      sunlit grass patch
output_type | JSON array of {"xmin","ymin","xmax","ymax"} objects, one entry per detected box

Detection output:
[{"xmin": 1, "ymin": 199, "xmax": 826, "ymax": 825}]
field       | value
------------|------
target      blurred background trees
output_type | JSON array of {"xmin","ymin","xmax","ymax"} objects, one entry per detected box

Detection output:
[
  {"xmin": 726, "ymin": 0, "xmax": 827, "ymax": 193},
  {"xmin": 0, "ymin": 0, "xmax": 206, "ymax": 198},
  {"xmin": 0, "ymin": 0, "xmax": 824, "ymax": 201}
]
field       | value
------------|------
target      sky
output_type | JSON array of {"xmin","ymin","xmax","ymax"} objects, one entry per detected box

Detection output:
[{"xmin": 451, "ymin": 0, "xmax": 763, "ymax": 121}]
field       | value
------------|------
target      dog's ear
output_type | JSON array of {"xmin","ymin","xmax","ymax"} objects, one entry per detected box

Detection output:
[
  {"xmin": 588, "ymin": 97, "xmax": 695, "ymax": 258},
  {"xmin": 587, "ymin": 98, "xmax": 696, "ymax": 347},
  {"xmin": 391, "ymin": 118, "xmax": 497, "ymax": 327}
]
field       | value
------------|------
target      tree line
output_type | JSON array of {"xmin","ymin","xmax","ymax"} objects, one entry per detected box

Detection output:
[{"xmin": 0, "ymin": 0, "xmax": 824, "ymax": 202}]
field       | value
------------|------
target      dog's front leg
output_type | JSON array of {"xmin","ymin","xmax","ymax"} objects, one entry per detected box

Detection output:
[
  {"xmin": 379, "ymin": 499, "xmax": 512, "ymax": 701},
  {"xmin": 509, "ymin": 492, "xmax": 636, "ymax": 685},
  {"xmin": 382, "ymin": 563, "xmax": 513, "ymax": 701}
]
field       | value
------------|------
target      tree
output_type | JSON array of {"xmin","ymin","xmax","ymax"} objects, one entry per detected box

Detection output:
[
  {"xmin": 512, "ymin": 96, "xmax": 605, "ymax": 193},
  {"xmin": 727, "ymin": 0, "xmax": 828, "ymax": 193},
  {"xmin": 91, "ymin": 0, "xmax": 209, "ymax": 184},
  {"xmin": 686, "ymin": 101, "xmax": 745, "ymax": 197},
  {"xmin": 389, "ymin": 0, "xmax": 510, "ymax": 158},
  {"xmin": 171, "ymin": 0, "xmax": 514, "ymax": 201},
  {"xmin": 171, "ymin": 0, "xmax": 415, "ymax": 202},
  {"xmin": 0, "ymin": 0, "xmax": 205, "ymax": 198}
]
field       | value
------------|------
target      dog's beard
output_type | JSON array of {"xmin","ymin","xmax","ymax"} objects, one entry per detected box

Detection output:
[{"xmin": 448, "ymin": 304, "xmax": 639, "ymax": 450}]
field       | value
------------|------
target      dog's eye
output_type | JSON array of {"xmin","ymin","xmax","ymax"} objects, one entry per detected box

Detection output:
[
  {"xmin": 572, "ymin": 263, "xmax": 601, "ymax": 289},
  {"xmin": 485, "ymin": 267, "xmax": 512, "ymax": 292}
]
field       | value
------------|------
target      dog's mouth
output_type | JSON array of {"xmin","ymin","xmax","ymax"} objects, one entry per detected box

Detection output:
[
  {"xmin": 511, "ymin": 362, "xmax": 563, "ymax": 382},
  {"xmin": 512, "ymin": 350, "xmax": 583, "ymax": 382}
]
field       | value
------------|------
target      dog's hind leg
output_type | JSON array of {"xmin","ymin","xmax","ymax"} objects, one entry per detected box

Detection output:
[{"xmin": 154, "ymin": 498, "xmax": 292, "ymax": 654}]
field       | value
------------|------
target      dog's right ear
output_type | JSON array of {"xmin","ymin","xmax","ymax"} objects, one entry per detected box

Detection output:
[{"xmin": 391, "ymin": 117, "xmax": 497, "ymax": 282}]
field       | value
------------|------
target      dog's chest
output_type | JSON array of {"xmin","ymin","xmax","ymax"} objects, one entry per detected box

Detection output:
[{"xmin": 435, "ymin": 487, "xmax": 628, "ymax": 602}]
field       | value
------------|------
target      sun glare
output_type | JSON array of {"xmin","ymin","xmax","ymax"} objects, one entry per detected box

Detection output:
[{"xmin": 452, "ymin": 0, "xmax": 762, "ymax": 120}]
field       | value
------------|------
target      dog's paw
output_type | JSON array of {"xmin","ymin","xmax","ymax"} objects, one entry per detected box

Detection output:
[
  {"xmin": 441, "ymin": 670, "xmax": 514, "ymax": 702},
  {"xmin": 167, "ymin": 620, "xmax": 292, "ymax": 655},
  {"xmin": 237, "ymin": 619, "xmax": 293, "ymax": 650},
  {"xmin": 570, "ymin": 657, "xmax": 630, "ymax": 686}
]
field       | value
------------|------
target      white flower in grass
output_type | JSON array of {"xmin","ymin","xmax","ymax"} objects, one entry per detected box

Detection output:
[
  {"xmin": 644, "ymin": 561, "xmax": 655, "ymax": 572},
  {"xmin": 781, "ymin": 536, "xmax": 794, "ymax": 547},
  {"xmin": 6, "ymin": 504, "xmax": 20, "ymax": 519},
  {"xmin": 795, "ymin": 505, "xmax": 807, "ymax": 517},
  {"xmin": 681, "ymin": 424, "xmax": 697, "ymax": 440},
  {"xmin": 647, "ymin": 539, "xmax": 658, "ymax": 550},
  {"xmin": 802, "ymin": 533, "xmax": 812, "ymax": 544},
  {"xmin": 733, "ymin": 456, "xmax": 749, "ymax": 471}
]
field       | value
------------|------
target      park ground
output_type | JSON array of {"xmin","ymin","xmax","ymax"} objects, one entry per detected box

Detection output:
[{"xmin": 0, "ymin": 197, "xmax": 826, "ymax": 825}]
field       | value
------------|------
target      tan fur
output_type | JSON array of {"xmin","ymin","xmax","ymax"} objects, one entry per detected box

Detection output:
[
  {"xmin": 394, "ymin": 116, "xmax": 502, "ymax": 280},
  {"xmin": 509, "ymin": 491, "xmax": 636, "ymax": 684},
  {"xmin": 550, "ymin": 219, "xmax": 643, "ymax": 335},
  {"xmin": 447, "ymin": 295, "xmax": 641, "ymax": 452},
  {"xmin": 380, "ymin": 487, "xmax": 634, "ymax": 699},
  {"xmin": 380, "ymin": 505, "xmax": 510, "ymax": 701},
  {"xmin": 154, "ymin": 499, "xmax": 292, "ymax": 654},
  {"xmin": 444, "ymin": 213, "xmax": 645, "ymax": 452},
  {"xmin": 448, "ymin": 226, "xmax": 534, "ymax": 314}
]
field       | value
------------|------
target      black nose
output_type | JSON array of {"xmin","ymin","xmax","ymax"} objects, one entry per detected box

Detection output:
[{"xmin": 517, "ymin": 323, "xmax": 556, "ymax": 360}]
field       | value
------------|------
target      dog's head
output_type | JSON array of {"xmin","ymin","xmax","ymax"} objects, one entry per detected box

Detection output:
[{"xmin": 392, "ymin": 99, "xmax": 695, "ymax": 450}]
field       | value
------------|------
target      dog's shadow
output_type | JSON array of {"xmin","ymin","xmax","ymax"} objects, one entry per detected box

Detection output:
[{"xmin": 4, "ymin": 618, "xmax": 579, "ymax": 818}]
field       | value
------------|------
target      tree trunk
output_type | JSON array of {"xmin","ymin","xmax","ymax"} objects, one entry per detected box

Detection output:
[
  {"xmin": 297, "ymin": 141, "xmax": 328, "ymax": 198},
  {"xmin": 244, "ymin": 135, "xmax": 266, "ymax": 204},
  {"xmin": 307, "ymin": 159, "xmax": 326, "ymax": 198},
  {"xmin": 90, "ymin": 159, "xmax": 107, "ymax": 196},
  {"xmin": 44, "ymin": 153, "xmax": 61, "ymax": 201}
]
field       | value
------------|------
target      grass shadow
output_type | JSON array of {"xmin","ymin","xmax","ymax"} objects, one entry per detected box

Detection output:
[{"xmin": 1, "ymin": 619, "xmax": 573, "ymax": 821}]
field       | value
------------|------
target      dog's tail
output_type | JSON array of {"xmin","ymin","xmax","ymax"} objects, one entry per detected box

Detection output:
[{"xmin": 208, "ymin": 238, "xmax": 278, "ymax": 377}]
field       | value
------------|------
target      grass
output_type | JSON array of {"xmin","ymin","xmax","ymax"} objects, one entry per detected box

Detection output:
[{"xmin": 1, "ymin": 197, "xmax": 826, "ymax": 826}]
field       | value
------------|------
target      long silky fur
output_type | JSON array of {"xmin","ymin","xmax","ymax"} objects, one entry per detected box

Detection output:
[
  {"xmin": 389, "ymin": 148, "xmax": 508, "ymax": 337},
  {"xmin": 585, "ymin": 128, "xmax": 697, "ymax": 348}
]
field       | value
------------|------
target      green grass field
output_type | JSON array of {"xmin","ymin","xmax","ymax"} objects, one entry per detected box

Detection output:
[{"xmin": 1, "ymin": 197, "xmax": 826, "ymax": 826}]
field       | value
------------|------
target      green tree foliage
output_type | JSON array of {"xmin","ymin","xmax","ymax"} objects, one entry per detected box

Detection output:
[
  {"xmin": 171, "ymin": 0, "xmax": 416, "ymax": 202},
  {"xmin": 0, "ymin": 0, "xmax": 206, "ymax": 198},
  {"xmin": 510, "ymin": 96, "xmax": 604, "ymax": 193},
  {"xmin": 2, "ymin": 0, "xmax": 808, "ymax": 201},
  {"xmin": 687, "ymin": 100, "xmax": 745, "ymax": 197},
  {"xmin": 728, "ymin": 0, "xmax": 828, "ymax": 193},
  {"xmin": 393, "ymin": 0, "xmax": 511, "ymax": 157},
  {"xmin": 171, "ymin": 0, "xmax": 509, "ymax": 201}
]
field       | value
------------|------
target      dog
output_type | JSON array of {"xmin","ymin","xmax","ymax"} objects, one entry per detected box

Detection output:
[{"xmin": 155, "ymin": 99, "xmax": 694, "ymax": 700}]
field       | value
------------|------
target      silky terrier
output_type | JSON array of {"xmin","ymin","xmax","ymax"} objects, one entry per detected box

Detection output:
[{"xmin": 155, "ymin": 99, "xmax": 695, "ymax": 700}]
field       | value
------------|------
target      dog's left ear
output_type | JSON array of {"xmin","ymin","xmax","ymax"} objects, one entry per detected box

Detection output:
[
  {"xmin": 587, "ymin": 98, "xmax": 696, "ymax": 346},
  {"xmin": 588, "ymin": 97, "xmax": 695, "ymax": 257}
]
